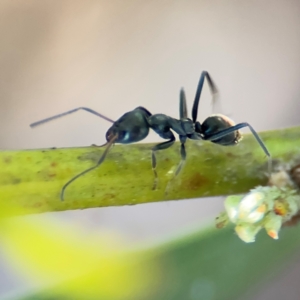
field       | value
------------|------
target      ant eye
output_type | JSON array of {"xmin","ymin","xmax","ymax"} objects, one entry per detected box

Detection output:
[{"xmin": 121, "ymin": 131, "xmax": 131, "ymax": 142}]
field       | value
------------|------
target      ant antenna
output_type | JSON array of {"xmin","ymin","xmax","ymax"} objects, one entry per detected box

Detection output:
[
  {"xmin": 30, "ymin": 107, "xmax": 114, "ymax": 127},
  {"xmin": 60, "ymin": 135, "xmax": 117, "ymax": 201}
]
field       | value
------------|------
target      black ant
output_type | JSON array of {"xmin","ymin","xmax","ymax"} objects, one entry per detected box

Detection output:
[{"xmin": 30, "ymin": 71, "xmax": 271, "ymax": 201}]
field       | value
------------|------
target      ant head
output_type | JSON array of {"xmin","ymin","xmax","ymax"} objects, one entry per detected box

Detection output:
[{"xmin": 201, "ymin": 114, "xmax": 242, "ymax": 146}]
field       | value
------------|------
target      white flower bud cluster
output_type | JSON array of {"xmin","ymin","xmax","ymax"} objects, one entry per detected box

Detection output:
[{"xmin": 216, "ymin": 186, "xmax": 300, "ymax": 243}]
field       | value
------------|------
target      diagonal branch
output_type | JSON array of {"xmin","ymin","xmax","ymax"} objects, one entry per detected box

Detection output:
[{"xmin": 1, "ymin": 126, "xmax": 300, "ymax": 215}]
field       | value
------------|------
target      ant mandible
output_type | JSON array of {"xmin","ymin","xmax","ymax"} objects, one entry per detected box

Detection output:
[{"xmin": 30, "ymin": 71, "xmax": 271, "ymax": 201}]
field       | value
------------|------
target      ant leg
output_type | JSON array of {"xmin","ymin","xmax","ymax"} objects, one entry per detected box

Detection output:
[
  {"xmin": 60, "ymin": 136, "xmax": 117, "ymax": 201},
  {"xmin": 165, "ymin": 136, "xmax": 187, "ymax": 195},
  {"xmin": 192, "ymin": 71, "xmax": 218, "ymax": 123},
  {"xmin": 176, "ymin": 140, "xmax": 187, "ymax": 176},
  {"xmin": 179, "ymin": 89, "xmax": 188, "ymax": 119},
  {"xmin": 151, "ymin": 136, "xmax": 175, "ymax": 190},
  {"xmin": 203, "ymin": 122, "xmax": 272, "ymax": 173},
  {"xmin": 203, "ymin": 122, "xmax": 270, "ymax": 157},
  {"xmin": 174, "ymin": 136, "xmax": 187, "ymax": 177},
  {"xmin": 30, "ymin": 107, "xmax": 114, "ymax": 128}
]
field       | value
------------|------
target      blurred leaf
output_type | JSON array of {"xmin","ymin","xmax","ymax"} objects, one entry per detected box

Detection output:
[
  {"xmin": 148, "ymin": 225, "xmax": 300, "ymax": 300},
  {"xmin": 16, "ymin": 224, "xmax": 300, "ymax": 300},
  {"xmin": 0, "ymin": 203, "xmax": 158, "ymax": 300}
]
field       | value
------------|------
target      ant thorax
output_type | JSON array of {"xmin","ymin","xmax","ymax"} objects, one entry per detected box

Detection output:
[{"xmin": 180, "ymin": 118, "xmax": 195, "ymax": 135}]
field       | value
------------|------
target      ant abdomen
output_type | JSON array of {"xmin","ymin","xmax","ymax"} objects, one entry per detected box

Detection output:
[{"xmin": 201, "ymin": 114, "xmax": 242, "ymax": 146}]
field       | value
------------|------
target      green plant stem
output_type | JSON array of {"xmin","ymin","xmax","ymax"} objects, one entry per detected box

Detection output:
[{"xmin": 1, "ymin": 126, "xmax": 299, "ymax": 215}]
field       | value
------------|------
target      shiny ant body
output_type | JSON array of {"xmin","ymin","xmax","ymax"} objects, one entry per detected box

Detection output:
[{"xmin": 30, "ymin": 71, "xmax": 271, "ymax": 200}]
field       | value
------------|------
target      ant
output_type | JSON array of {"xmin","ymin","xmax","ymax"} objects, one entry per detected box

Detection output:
[{"xmin": 30, "ymin": 71, "xmax": 271, "ymax": 201}]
